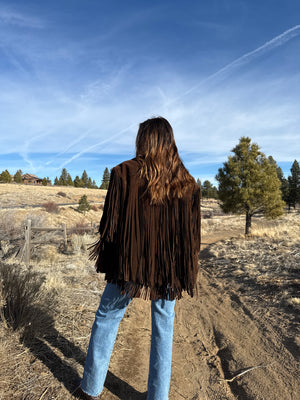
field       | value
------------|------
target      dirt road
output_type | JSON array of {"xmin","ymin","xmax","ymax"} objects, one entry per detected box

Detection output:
[{"xmin": 99, "ymin": 231, "xmax": 299, "ymax": 400}]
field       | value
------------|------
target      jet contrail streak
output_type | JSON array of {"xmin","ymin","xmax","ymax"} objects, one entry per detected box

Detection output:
[
  {"xmin": 46, "ymin": 128, "xmax": 94, "ymax": 165},
  {"xmin": 58, "ymin": 122, "xmax": 136, "ymax": 169},
  {"xmin": 167, "ymin": 25, "xmax": 300, "ymax": 105},
  {"xmin": 56, "ymin": 26, "xmax": 300, "ymax": 169}
]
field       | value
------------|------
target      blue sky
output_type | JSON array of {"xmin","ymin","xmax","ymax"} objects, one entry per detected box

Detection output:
[{"xmin": 0, "ymin": 0, "xmax": 299, "ymax": 186}]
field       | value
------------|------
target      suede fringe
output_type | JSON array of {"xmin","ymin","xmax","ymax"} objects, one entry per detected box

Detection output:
[{"xmin": 89, "ymin": 158, "xmax": 201, "ymax": 301}]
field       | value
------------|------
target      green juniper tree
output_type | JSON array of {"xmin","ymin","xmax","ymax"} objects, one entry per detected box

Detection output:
[
  {"xmin": 87, "ymin": 177, "xmax": 92, "ymax": 189},
  {"xmin": 55, "ymin": 168, "xmax": 73, "ymax": 186},
  {"xmin": 268, "ymin": 156, "xmax": 291, "ymax": 206},
  {"xmin": 91, "ymin": 179, "xmax": 98, "ymax": 189},
  {"xmin": 58, "ymin": 168, "xmax": 68, "ymax": 185},
  {"xmin": 216, "ymin": 137, "xmax": 285, "ymax": 235},
  {"xmin": 14, "ymin": 169, "xmax": 23, "ymax": 183},
  {"xmin": 288, "ymin": 160, "xmax": 300, "ymax": 208},
  {"xmin": 0, "ymin": 170, "xmax": 12, "ymax": 183},
  {"xmin": 66, "ymin": 173, "xmax": 74, "ymax": 186},
  {"xmin": 100, "ymin": 167, "xmax": 110, "ymax": 189},
  {"xmin": 81, "ymin": 170, "xmax": 89, "ymax": 188},
  {"xmin": 74, "ymin": 175, "xmax": 84, "ymax": 187},
  {"xmin": 78, "ymin": 194, "xmax": 91, "ymax": 213},
  {"xmin": 201, "ymin": 180, "xmax": 218, "ymax": 199}
]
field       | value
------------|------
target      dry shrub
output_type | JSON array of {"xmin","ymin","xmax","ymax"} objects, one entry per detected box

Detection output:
[
  {"xmin": 42, "ymin": 201, "xmax": 59, "ymax": 213},
  {"xmin": 98, "ymin": 203, "xmax": 104, "ymax": 210},
  {"xmin": 57, "ymin": 191, "xmax": 67, "ymax": 197},
  {"xmin": 0, "ymin": 211, "xmax": 19, "ymax": 240},
  {"xmin": 69, "ymin": 220, "xmax": 91, "ymax": 235},
  {"xmin": 91, "ymin": 204, "xmax": 98, "ymax": 211},
  {"xmin": 24, "ymin": 213, "xmax": 47, "ymax": 227},
  {"xmin": 70, "ymin": 233, "xmax": 91, "ymax": 253},
  {"xmin": 0, "ymin": 240, "xmax": 11, "ymax": 257},
  {"xmin": 40, "ymin": 245, "xmax": 59, "ymax": 266},
  {"xmin": 0, "ymin": 262, "xmax": 57, "ymax": 337}
]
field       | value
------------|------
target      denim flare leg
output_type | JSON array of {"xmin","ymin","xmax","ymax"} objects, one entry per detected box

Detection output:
[{"xmin": 81, "ymin": 283, "xmax": 176, "ymax": 399}]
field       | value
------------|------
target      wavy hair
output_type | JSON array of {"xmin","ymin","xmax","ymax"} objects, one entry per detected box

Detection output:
[{"xmin": 136, "ymin": 117, "xmax": 197, "ymax": 204}]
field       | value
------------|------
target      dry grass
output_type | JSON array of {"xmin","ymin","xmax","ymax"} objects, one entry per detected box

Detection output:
[
  {"xmin": 0, "ymin": 183, "xmax": 106, "ymax": 208},
  {"xmin": 251, "ymin": 213, "xmax": 300, "ymax": 244},
  {"xmin": 0, "ymin": 184, "xmax": 299, "ymax": 399},
  {"xmin": 200, "ymin": 212, "xmax": 300, "ymax": 339}
]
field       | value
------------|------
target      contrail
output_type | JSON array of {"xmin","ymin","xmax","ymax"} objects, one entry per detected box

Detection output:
[
  {"xmin": 58, "ymin": 122, "xmax": 136, "ymax": 169},
  {"xmin": 45, "ymin": 128, "xmax": 94, "ymax": 165},
  {"xmin": 167, "ymin": 24, "xmax": 300, "ymax": 105},
  {"xmin": 20, "ymin": 128, "xmax": 54, "ymax": 172},
  {"xmin": 56, "ymin": 25, "xmax": 300, "ymax": 170}
]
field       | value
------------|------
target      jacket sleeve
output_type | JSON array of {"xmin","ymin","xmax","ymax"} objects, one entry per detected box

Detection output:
[
  {"xmin": 98, "ymin": 166, "xmax": 122, "ymax": 242},
  {"xmin": 192, "ymin": 186, "xmax": 201, "ymax": 255},
  {"xmin": 89, "ymin": 167, "xmax": 122, "ymax": 266}
]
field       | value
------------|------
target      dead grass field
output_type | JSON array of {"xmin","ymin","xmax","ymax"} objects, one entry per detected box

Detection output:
[{"xmin": 0, "ymin": 184, "xmax": 299, "ymax": 400}]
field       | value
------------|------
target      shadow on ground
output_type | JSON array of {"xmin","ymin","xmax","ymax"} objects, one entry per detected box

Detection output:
[{"xmin": 22, "ymin": 309, "xmax": 147, "ymax": 399}]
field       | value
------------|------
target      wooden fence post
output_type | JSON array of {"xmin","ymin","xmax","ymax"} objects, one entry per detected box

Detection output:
[{"xmin": 25, "ymin": 219, "xmax": 31, "ymax": 267}]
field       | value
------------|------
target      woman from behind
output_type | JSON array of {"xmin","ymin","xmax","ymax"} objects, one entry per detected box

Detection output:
[{"xmin": 76, "ymin": 117, "xmax": 201, "ymax": 400}]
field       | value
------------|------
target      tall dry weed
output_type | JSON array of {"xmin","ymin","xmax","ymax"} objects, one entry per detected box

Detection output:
[
  {"xmin": 0, "ymin": 210, "xmax": 19, "ymax": 240},
  {"xmin": 0, "ymin": 262, "xmax": 57, "ymax": 338},
  {"xmin": 71, "ymin": 233, "xmax": 92, "ymax": 253},
  {"xmin": 251, "ymin": 214, "xmax": 300, "ymax": 244}
]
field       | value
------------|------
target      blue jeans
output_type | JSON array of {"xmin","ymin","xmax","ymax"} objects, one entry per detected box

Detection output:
[{"xmin": 81, "ymin": 282, "xmax": 176, "ymax": 399}]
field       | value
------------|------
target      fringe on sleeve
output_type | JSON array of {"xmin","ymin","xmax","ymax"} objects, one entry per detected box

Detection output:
[
  {"xmin": 177, "ymin": 186, "xmax": 201, "ymax": 298},
  {"xmin": 89, "ymin": 167, "xmax": 121, "ymax": 272},
  {"xmin": 192, "ymin": 187, "xmax": 201, "ymax": 255}
]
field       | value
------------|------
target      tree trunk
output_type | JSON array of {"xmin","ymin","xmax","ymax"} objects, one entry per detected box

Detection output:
[{"xmin": 245, "ymin": 211, "xmax": 252, "ymax": 235}]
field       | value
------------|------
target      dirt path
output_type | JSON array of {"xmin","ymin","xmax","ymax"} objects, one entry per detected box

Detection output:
[{"xmin": 99, "ymin": 231, "xmax": 299, "ymax": 400}]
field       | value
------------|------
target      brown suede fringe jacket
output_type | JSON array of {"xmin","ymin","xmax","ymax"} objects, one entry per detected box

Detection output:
[{"xmin": 90, "ymin": 158, "xmax": 201, "ymax": 300}]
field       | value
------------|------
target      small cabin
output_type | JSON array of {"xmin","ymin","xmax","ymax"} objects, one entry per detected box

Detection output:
[{"xmin": 22, "ymin": 174, "xmax": 43, "ymax": 185}]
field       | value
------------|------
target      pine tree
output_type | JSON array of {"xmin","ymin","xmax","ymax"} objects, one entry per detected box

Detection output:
[
  {"xmin": 196, "ymin": 178, "xmax": 201, "ymax": 189},
  {"xmin": 78, "ymin": 195, "xmax": 91, "ymax": 213},
  {"xmin": 281, "ymin": 177, "xmax": 290, "ymax": 208},
  {"xmin": 216, "ymin": 137, "xmax": 285, "ymax": 235},
  {"xmin": 66, "ymin": 173, "xmax": 74, "ymax": 186},
  {"xmin": 288, "ymin": 160, "xmax": 300, "ymax": 208},
  {"xmin": 91, "ymin": 179, "xmax": 98, "ymax": 189},
  {"xmin": 74, "ymin": 176, "xmax": 84, "ymax": 187},
  {"xmin": 60, "ymin": 168, "xmax": 68, "ymax": 185},
  {"xmin": 201, "ymin": 180, "xmax": 218, "ymax": 199},
  {"xmin": 100, "ymin": 167, "xmax": 110, "ymax": 189},
  {"xmin": 42, "ymin": 177, "xmax": 48, "ymax": 186},
  {"xmin": 0, "ymin": 170, "xmax": 12, "ymax": 183},
  {"xmin": 14, "ymin": 169, "xmax": 23, "ymax": 183},
  {"xmin": 268, "ymin": 157, "xmax": 290, "ymax": 204},
  {"xmin": 54, "ymin": 177, "xmax": 59, "ymax": 185},
  {"xmin": 81, "ymin": 170, "xmax": 89, "ymax": 188},
  {"xmin": 87, "ymin": 177, "xmax": 92, "ymax": 189}
]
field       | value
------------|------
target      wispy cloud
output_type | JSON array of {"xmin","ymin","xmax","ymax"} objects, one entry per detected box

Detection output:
[
  {"xmin": 0, "ymin": 8, "xmax": 44, "ymax": 29},
  {"xmin": 167, "ymin": 25, "xmax": 300, "ymax": 105},
  {"xmin": 58, "ymin": 123, "xmax": 137, "ymax": 169},
  {"xmin": 0, "ymin": 2, "xmax": 299, "ymax": 183}
]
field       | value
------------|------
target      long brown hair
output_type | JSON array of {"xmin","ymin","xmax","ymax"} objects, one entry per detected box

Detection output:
[{"xmin": 136, "ymin": 117, "xmax": 197, "ymax": 204}]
